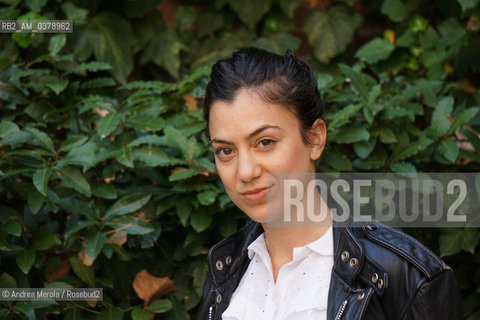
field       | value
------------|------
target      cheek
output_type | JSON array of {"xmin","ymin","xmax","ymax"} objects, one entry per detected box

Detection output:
[{"xmin": 216, "ymin": 164, "xmax": 235, "ymax": 190}]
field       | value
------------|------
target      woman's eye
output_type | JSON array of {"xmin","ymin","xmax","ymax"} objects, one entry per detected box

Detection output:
[
  {"xmin": 258, "ymin": 139, "xmax": 274, "ymax": 148},
  {"xmin": 215, "ymin": 148, "xmax": 233, "ymax": 157}
]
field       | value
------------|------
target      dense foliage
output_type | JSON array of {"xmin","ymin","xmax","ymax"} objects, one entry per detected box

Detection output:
[{"xmin": 0, "ymin": 0, "xmax": 479, "ymax": 319}]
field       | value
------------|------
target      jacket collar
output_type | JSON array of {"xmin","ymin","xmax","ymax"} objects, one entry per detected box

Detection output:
[{"xmin": 207, "ymin": 220, "xmax": 365, "ymax": 288}]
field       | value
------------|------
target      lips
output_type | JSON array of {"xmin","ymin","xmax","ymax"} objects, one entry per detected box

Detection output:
[{"xmin": 240, "ymin": 185, "xmax": 272, "ymax": 202}]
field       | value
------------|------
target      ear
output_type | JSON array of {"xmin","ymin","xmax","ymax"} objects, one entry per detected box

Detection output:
[{"xmin": 308, "ymin": 119, "xmax": 326, "ymax": 161}]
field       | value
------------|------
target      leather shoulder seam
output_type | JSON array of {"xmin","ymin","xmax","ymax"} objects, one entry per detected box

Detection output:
[{"xmin": 362, "ymin": 223, "xmax": 446, "ymax": 278}]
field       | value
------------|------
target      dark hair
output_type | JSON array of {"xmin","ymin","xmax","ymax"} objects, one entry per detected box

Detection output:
[{"xmin": 203, "ymin": 47, "xmax": 325, "ymax": 144}]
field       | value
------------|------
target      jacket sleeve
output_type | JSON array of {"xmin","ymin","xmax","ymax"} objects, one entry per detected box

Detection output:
[
  {"xmin": 401, "ymin": 269, "xmax": 462, "ymax": 320},
  {"xmin": 195, "ymin": 274, "xmax": 214, "ymax": 320}
]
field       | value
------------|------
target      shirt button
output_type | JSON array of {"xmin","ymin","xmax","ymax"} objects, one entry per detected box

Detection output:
[
  {"xmin": 215, "ymin": 260, "xmax": 224, "ymax": 271},
  {"xmin": 216, "ymin": 293, "xmax": 222, "ymax": 304},
  {"xmin": 225, "ymin": 255, "xmax": 232, "ymax": 265}
]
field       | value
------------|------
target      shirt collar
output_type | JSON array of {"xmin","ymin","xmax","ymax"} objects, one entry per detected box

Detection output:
[{"xmin": 247, "ymin": 224, "xmax": 334, "ymax": 262}]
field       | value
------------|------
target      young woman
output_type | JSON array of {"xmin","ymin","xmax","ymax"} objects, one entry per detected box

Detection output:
[{"xmin": 196, "ymin": 48, "xmax": 461, "ymax": 320}]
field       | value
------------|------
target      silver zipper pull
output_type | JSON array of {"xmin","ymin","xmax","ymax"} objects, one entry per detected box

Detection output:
[{"xmin": 335, "ymin": 299, "xmax": 349, "ymax": 320}]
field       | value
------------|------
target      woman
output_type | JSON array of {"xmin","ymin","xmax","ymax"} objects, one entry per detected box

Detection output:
[{"xmin": 196, "ymin": 48, "xmax": 461, "ymax": 320}]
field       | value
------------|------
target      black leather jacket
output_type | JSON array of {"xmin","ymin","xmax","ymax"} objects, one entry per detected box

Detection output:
[{"xmin": 196, "ymin": 220, "xmax": 462, "ymax": 320}]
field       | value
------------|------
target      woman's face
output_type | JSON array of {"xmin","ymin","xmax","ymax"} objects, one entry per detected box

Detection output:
[{"xmin": 209, "ymin": 89, "xmax": 326, "ymax": 223}]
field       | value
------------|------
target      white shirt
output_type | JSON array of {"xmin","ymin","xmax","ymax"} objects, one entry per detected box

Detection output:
[{"xmin": 222, "ymin": 225, "xmax": 334, "ymax": 320}]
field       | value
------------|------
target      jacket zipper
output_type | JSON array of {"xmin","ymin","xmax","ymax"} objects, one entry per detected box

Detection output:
[
  {"xmin": 208, "ymin": 305, "xmax": 214, "ymax": 320},
  {"xmin": 335, "ymin": 300, "xmax": 348, "ymax": 320},
  {"xmin": 208, "ymin": 288, "xmax": 217, "ymax": 320}
]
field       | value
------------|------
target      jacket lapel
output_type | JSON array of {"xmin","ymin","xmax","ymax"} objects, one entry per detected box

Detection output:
[{"xmin": 327, "ymin": 224, "xmax": 374, "ymax": 319}]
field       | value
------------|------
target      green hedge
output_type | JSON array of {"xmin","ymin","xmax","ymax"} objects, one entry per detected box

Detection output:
[{"xmin": 1, "ymin": 0, "xmax": 480, "ymax": 319}]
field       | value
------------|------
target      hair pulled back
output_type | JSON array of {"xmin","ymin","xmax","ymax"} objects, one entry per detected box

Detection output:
[{"xmin": 203, "ymin": 47, "xmax": 325, "ymax": 144}]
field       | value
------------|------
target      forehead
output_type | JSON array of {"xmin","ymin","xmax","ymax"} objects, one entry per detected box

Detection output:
[{"xmin": 208, "ymin": 89, "xmax": 299, "ymax": 138}]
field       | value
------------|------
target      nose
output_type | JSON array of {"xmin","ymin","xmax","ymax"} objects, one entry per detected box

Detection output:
[{"xmin": 237, "ymin": 150, "xmax": 262, "ymax": 183}]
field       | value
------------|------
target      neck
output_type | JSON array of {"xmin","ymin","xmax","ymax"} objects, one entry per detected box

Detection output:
[{"xmin": 261, "ymin": 190, "xmax": 332, "ymax": 282}]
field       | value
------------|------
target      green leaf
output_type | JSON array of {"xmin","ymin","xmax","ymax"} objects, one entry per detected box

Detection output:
[
  {"xmin": 141, "ymin": 28, "xmax": 186, "ymax": 79},
  {"xmin": 438, "ymin": 140, "xmax": 459, "ymax": 163},
  {"xmin": 97, "ymin": 112, "xmax": 121, "ymax": 138},
  {"xmin": 355, "ymin": 38, "xmax": 394, "ymax": 63},
  {"xmin": 0, "ymin": 121, "xmax": 20, "ymax": 137},
  {"xmin": 164, "ymin": 126, "xmax": 203, "ymax": 161},
  {"xmin": 105, "ymin": 216, "xmax": 155, "ymax": 235},
  {"xmin": 304, "ymin": 6, "xmax": 362, "ymax": 63},
  {"xmin": 457, "ymin": 0, "xmax": 480, "ymax": 11},
  {"xmin": 59, "ymin": 136, "xmax": 88, "ymax": 152},
  {"xmin": 92, "ymin": 184, "xmax": 117, "ymax": 199},
  {"xmin": 176, "ymin": 6, "xmax": 196, "ymax": 31},
  {"xmin": 376, "ymin": 127, "xmax": 397, "ymax": 144},
  {"xmin": 69, "ymin": 255, "xmax": 95, "ymax": 287},
  {"xmin": 176, "ymin": 201, "xmax": 191, "ymax": 227},
  {"xmin": 253, "ymin": 33, "xmax": 302, "ymax": 55},
  {"xmin": 132, "ymin": 146, "xmax": 174, "ymax": 167},
  {"xmin": 0, "ymin": 234, "xmax": 10, "ymax": 250},
  {"xmin": 338, "ymin": 64, "xmax": 369, "ymax": 100},
  {"xmin": 327, "ymin": 104, "xmax": 362, "ymax": 130},
  {"xmin": 32, "ymin": 231, "xmax": 61, "ymax": 250},
  {"xmin": 61, "ymin": 142, "xmax": 97, "ymax": 171},
  {"xmin": 33, "ymin": 167, "xmax": 52, "ymax": 197},
  {"xmin": 97, "ymin": 307, "xmax": 123, "ymax": 320},
  {"xmin": 24, "ymin": 127, "xmax": 55, "ymax": 153},
  {"xmin": 425, "ymin": 118, "xmax": 451, "ymax": 139},
  {"xmin": 390, "ymin": 162, "xmax": 416, "ymax": 173},
  {"xmin": 16, "ymin": 249, "xmax": 36, "ymax": 274},
  {"xmin": 390, "ymin": 138, "xmax": 433, "ymax": 163},
  {"xmin": 329, "ymin": 127, "xmax": 370, "ymax": 144},
  {"xmin": 85, "ymin": 231, "xmax": 107, "ymax": 260},
  {"xmin": 439, "ymin": 229, "xmax": 462, "ymax": 257},
  {"xmin": 64, "ymin": 220, "xmax": 97, "ymax": 240},
  {"xmin": 0, "ymin": 272, "xmax": 17, "ymax": 288},
  {"xmin": 448, "ymin": 107, "xmax": 480, "ymax": 135},
  {"xmin": 463, "ymin": 128, "xmax": 480, "ymax": 154},
  {"xmin": 324, "ymin": 149, "xmax": 352, "ymax": 171},
  {"xmin": 68, "ymin": 61, "xmax": 113, "ymax": 74},
  {"xmin": 461, "ymin": 228, "xmax": 480, "ymax": 254},
  {"xmin": 131, "ymin": 309, "xmax": 150, "ymax": 320},
  {"xmin": 61, "ymin": 2, "xmax": 88, "ymax": 24},
  {"xmin": 169, "ymin": 167, "xmax": 202, "ymax": 182},
  {"xmin": 0, "ymin": 220, "xmax": 22, "ymax": 237},
  {"xmin": 81, "ymin": 77, "xmax": 116, "ymax": 89},
  {"xmin": 49, "ymin": 34, "xmax": 66, "ymax": 58},
  {"xmin": 353, "ymin": 140, "xmax": 376, "ymax": 159},
  {"xmin": 197, "ymin": 190, "xmax": 218, "ymax": 206},
  {"xmin": 116, "ymin": 146, "xmax": 134, "ymax": 168},
  {"xmin": 125, "ymin": 115, "xmax": 165, "ymax": 132},
  {"xmin": 147, "ymin": 299, "xmax": 172, "ymax": 313},
  {"xmin": 28, "ymin": 187, "xmax": 44, "ymax": 214},
  {"xmin": 0, "ymin": 131, "xmax": 31, "ymax": 147},
  {"xmin": 54, "ymin": 167, "xmax": 91, "ymax": 197},
  {"xmin": 166, "ymin": 297, "xmax": 189, "ymax": 320},
  {"xmin": 44, "ymin": 77, "xmax": 69, "ymax": 95},
  {"xmin": 103, "ymin": 193, "xmax": 151, "ymax": 220},
  {"xmin": 278, "ymin": 0, "xmax": 303, "ymax": 18},
  {"xmin": 228, "ymin": 0, "xmax": 271, "ymax": 30},
  {"xmin": 380, "ymin": 0, "xmax": 409, "ymax": 22},
  {"xmin": 190, "ymin": 209, "xmax": 213, "ymax": 232},
  {"xmin": 86, "ymin": 13, "xmax": 135, "ymax": 83},
  {"xmin": 25, "ymin": 0, "xmax": 48, "ymax": 12},
  {"xmin": 432, "ymin": 96, "xmax": 454, "ymax": 123}
]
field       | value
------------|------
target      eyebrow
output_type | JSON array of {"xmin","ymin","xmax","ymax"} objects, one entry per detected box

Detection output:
[{"xmin": 211, "ymin": 125, "xmax": 281, "ymax": 144}]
